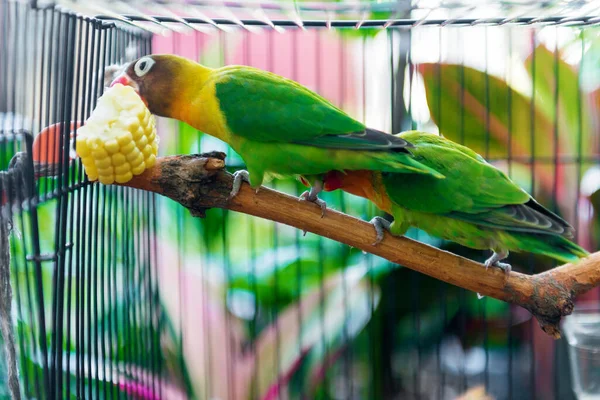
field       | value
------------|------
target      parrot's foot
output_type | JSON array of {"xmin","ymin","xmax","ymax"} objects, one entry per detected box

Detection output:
[
  {"xmin": 484, "ymin": 250, "xmax": 511, "ymax": 277},
  {"xmin": 370, "ymin": 216, "xmax": 392, "ymax": 246},
  {"xmin": 299, "ymin": 180, "xmax": 327, "ymax": 217},
  {"xmin": 492, "ymin": 262, "xmax": 512, "ymax": 276},
  {"xmin": 229, "ymin": 170, "xmax": 251, "ymax": 201},
  {"xmin": 300, "ymin": 191, "xmax": 327, "ymax": 217}
]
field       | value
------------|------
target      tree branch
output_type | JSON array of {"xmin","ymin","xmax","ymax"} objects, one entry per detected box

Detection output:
[{"xmin": 122, "ymin": 153, "xmax": 600, "ymax": 339}]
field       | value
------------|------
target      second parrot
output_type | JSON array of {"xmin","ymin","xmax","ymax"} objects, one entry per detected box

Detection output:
[{"xmin": 308, "ymin": 131, "xmax": 588, "ymax": 273}]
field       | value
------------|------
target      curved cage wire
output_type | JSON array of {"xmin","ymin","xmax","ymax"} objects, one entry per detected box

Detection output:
[
  {"xmin": 1, "ymin": 0, "xmax": 600, "ymax": 399},
  {"xmin": 53, "ymin": 0, "xmax": 600, "ymax": 30}
]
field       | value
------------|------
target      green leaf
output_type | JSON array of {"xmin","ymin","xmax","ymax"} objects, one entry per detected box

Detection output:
[
  {"xmin": 419, "ymin": 63, "xmax": 555, "ymax": 159},
  {"xmin": 524, "ymin": 44, "xmax": 593, "ymax": 158}
]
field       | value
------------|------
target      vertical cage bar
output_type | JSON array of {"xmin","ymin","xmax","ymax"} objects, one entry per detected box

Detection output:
[
  {"xmin": 339, "ymin": 29, "xmax": 352, "ymax": 400},
  {"xmin": 551, "ymin": 27, "xmax": 561, "ymax": 400},
  {"xmin": 315, "ymin": 26, "xmax": 330, "ymax": 399},
  {"xmin": 385, "ymin": 28, "xmax": 398, "ymax": 398},
  {"xmin": 483, "ymin": 25, "xmax": 491, "ymax": 393},
  {"xmin": 291, "ymin": 26, "xmax": 306, "ymax": 400},
  {"xmin": 529, "ymin": 29, "xmax": 537, "ymax": 400},
  {"xmin": 506, "ymin": 25, "xmax": 514, "ymax": 400}
]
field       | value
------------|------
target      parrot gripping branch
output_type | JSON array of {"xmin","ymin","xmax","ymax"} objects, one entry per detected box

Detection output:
[{"xmin": 117, "ymin": 153, "xmax": 600, "ymax": 339}]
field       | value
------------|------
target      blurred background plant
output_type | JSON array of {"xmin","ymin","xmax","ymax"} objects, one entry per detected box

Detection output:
[{"xmin": 2, "ymin": 1, "xmax": 600, "ymax": 399}]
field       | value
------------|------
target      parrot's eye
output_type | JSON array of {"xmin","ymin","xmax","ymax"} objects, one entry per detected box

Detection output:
[{"xmin": 134, "ymin": 57, "xmax": 155, "ymax": 77}]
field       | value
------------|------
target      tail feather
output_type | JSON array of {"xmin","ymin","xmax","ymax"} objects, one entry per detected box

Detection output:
[
  {"xmin": 516, "ymin": 233, "xmax": 588, "ymax": 264},
  {"xmin": 524, "ymin": 198, "xmax": 575, "ymax": 238},
  {"xmin": 458, "ymin": 199, "xmax": 576, "ymax": 238}
]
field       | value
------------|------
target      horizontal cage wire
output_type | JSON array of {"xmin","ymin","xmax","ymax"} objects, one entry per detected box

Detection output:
[
  {"xmin": 54, "ymin": 0, "xmax": 600, "ymax": 30},
  {"xmin": 0, "ymin": 0, "xmax": 599, "ymax": 399}
]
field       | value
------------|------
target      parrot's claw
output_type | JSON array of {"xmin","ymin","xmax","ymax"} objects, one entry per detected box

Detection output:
[
  {"xmin": 370, "ymin": 216, "xmax": 392, "ymax": 246},
  {"xmin": 299, "ymin": 191, "xmax": 327, "ymax": 217},
  {"xmin": 298, "ymin": 179, "xmax": 327, "ymax": 217},
  {"xmin": 495, "ymin": 262, "xmax": 512, "ymax": 276},
  {"xmin": 484, "ymin": 260, "xmax": 512, "ymax": 277},
  {"xmin": 484, "ymin": 250, "xmax": 511, "ymax": 277},
  {"xmin": 229, "ymin": 170, "xmax": 251, "ymax": 201}
]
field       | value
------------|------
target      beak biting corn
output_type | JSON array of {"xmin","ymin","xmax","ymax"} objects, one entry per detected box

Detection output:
[{"xmin": 75, "ymin": 84, "xmax": 158, "ymax": 185}]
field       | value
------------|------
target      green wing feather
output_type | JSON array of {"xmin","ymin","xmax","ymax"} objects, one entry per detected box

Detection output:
[
  {"xmin": 213, "ymin": 66, "xmax": 412, "ymax": 151},
  {"xmin": 448, "ymin": 199, "xmax": 574, "ymax": 237},
  {"xmin": 382, "ymin": 131, "xmax": 574, "ymax": 237}
]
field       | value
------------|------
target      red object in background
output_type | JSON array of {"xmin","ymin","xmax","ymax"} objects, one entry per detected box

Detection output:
[
  {"xmin": 32, "ymin": 121, "xmax": 80, "ymax": 176},
  {"xmin": 0, "ymin": 121, "xmax": 82, "ymax": 206}
]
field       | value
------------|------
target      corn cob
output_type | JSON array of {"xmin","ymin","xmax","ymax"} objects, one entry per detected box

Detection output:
[{"xmin": 75, "ymin": 83, "xmax": 158, "ymax": 185}]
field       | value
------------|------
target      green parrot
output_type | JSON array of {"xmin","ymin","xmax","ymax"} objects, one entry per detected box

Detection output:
[
  {"xmin": 309, "ymin": 130, "xmax": 588, "ymax": 273},
  {"xmin": 110, "ymin": 54, "xmax": 444, "ymax": 213}
]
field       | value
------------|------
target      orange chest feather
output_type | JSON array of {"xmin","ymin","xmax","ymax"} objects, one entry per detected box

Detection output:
[{"xmin": 337, "ymin": 171, "xmax": 393, "ymax": 214}]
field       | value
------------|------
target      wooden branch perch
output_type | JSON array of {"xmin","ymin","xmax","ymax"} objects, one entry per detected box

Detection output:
[{"xmin": 122, "ymin": 152, "xmax": 600, "ymax": 339}]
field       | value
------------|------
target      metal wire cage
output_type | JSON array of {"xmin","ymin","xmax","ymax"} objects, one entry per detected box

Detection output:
[{"xmin": 1, "ymin": 0, "xmax": 600, "ymax": 399}]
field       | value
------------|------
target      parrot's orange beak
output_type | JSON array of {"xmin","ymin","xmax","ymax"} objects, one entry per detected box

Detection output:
[
  {"xmin": 110, "ymin": 72, "xmax": 137, "ymax": 91},
  {"xmin": 110, "ymin": 72, "xmax": 130, "ymax": 87}
]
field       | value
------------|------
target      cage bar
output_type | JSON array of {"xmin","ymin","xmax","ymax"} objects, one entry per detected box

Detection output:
[{"xmin": 0, "ymin": 0, "xmax": 599, "ymax": 399}]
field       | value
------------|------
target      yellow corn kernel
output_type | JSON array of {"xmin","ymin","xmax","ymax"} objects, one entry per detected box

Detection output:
[
  {"xmin": 116, "ymin": 131, "xmax": 133, "ymax": 146},
  {"xmin": 120, "ymin": 141, "xmax": 136, "ymax": 155},
  {"xmin": 142, "ymin": 112, "xmax": 151, "ymax": 127},
  {"xmin": 115, "ymin": 172, "xmax": 133, "ymax": 184},
  {"xmin": 111, "ymin": 153, "xmax": 127, "ymax": 166},
  {"xmin": 81, "ymin": 156, "xmax": 95, "ymax": 167},
  {"xmin": 142, "ymin": 144, "xmax": 153, "ymax": 157},
  {"xmin": 97, "ymin": 166, "xmax": 114, "ymax": 176},
  {"xmin": 145, "ymin": 154, "xmax": 156, "ymax": 168},
  {"xmin": 115, "ymin": 163, "xmax": 131, "ymax": 175},
  {"xmin": 75, "ymin": 84, "xmax": 159, "ymax": 184},
  {"xmin": 136, "ymin": 135, "xmax": 148, "ymax": 149},
  {"xmin": 94, "ymin": 157, "xmax": 112, "ymax": 170},
  {"xmin": 131, "ymin": 163, "xmax": 146, "ymax": 176},
  {"xmin": 86, "ymin": 170, "xmax": 99, "ymax": 181},
  {"xmin": 129, "ymin": 152, "xmax": 144, "ymax": 168},
  {"xmin": 104, "ymin": 139, "xmax": 120, "ymax": 154},
  {"xmin": 76, "ymin": 136, "xmax": 90, "ymax": 157},
  {"xmin": 98, "ymin": 175, "xmax": 115, "ymax": 185},
  {"xmin": 87, "ymin": 136, "xmax": 104, "ymax": 151},
  {"xmin": 132, "ymin": 127, "xmax": 144, "ymax": 140},
  {"xmin": 125, "ymin": 148, "xmax": 141, "ymax": 162},
  {"xmin": 92, "ymin": 147, "xmax": 108, "ymax": 159}
]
